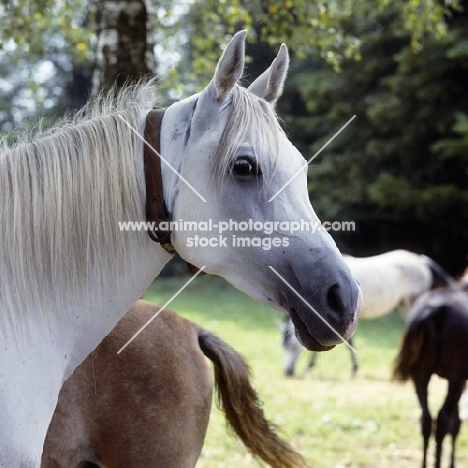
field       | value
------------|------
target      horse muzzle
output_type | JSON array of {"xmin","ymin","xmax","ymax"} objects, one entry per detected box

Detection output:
[{"xmin": 288, "ymin": 280, "xmax": 362, "ymax": 352}]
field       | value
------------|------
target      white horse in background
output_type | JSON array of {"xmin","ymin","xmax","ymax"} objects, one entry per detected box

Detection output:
[
  {"xmin": 283, "ymin": 249, "xmax": 454, "ymax": 376},
  {"xmin": 0, "ymin": 31, "xmax": 361, "ymax": 466},
  {"xmin": 344, "ymin": 250, "xmax": 453, "ymax": 320}
]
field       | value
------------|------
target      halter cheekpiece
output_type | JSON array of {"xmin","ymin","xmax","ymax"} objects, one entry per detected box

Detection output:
[{"xmin": 143, "ymin": 108, "xmax": 175, "ymax": 254}]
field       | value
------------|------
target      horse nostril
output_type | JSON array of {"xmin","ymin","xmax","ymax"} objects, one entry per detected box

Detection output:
[{"xmin": 327, "ymin": 284, "xmax": 346, "ymax": 316}]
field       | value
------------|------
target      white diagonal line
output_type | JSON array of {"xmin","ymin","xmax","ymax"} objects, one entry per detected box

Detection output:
[
  {"xmin": 117, "ymin": 266, "xmax": 207, "ymax": 354},
  {"xmin": 118, "ymin": 114, "xmax": 207, "ymax": 203},
  {"xmin": 268, "ymin": 266, "xmax": 356, "ymax": 353},
  {"xmin": 268, "ymin": 115, "xmax": 356, "ymax": 202}
]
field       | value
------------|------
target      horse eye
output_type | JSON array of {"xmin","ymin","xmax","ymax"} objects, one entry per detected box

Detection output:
[{"xmin": 232, "ymin": 157, "xmax": 260, "ymax": 176}]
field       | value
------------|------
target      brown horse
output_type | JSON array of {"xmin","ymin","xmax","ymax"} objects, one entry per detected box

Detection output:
[
  {"xmin": 42, "ymin": 300, "xmax": 308, "ymax": 468},
  {"xmin": 393, "ymin": 284, "xmax": 468, "ymax": 468}
]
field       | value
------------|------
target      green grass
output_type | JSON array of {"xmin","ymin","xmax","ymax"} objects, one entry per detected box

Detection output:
[{"xmin": 144, "ymin": 276, "xmax": 468, "ymax": 467}]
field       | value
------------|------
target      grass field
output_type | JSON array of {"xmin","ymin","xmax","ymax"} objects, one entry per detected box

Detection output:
[{"xmin": 144, "ymin": 276, "xmax": 468, "ymax": 468}]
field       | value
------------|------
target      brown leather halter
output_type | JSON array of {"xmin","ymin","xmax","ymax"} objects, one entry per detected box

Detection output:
[
  {"xmin": 144, "ymin": 109, "xmax": 203, "ymax": 275},
  {"xmin": 144, "ymin": 108, "xmax": 175, "ymax": 254}
]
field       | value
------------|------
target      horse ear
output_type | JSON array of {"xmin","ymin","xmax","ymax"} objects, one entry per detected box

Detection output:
[
  {"xmin": 213, "ymin": 30, "xmax": 247, "ymax": 102},
  {"xmin": 248, "ymin": 44, "xmax": 289, "ymax": 105}
]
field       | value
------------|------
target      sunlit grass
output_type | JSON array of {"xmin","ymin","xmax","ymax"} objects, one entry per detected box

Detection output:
[{"xmin": 144, "ymin": 276, "xmax": 468, "ymax": 467}]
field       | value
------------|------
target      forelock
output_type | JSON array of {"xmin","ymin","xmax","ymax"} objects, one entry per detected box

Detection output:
[{"xmin": 212, "ymin": 86, "xmax": 285, "ymax": 187}]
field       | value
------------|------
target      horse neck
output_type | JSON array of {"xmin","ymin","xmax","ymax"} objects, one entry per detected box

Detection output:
[
  {"xmin": 66, "ymin": 245, "xmax": 172, "ymax": 379},
  {"xmin": 0, "ymin": 241, "xmax": 171, "ymax": 468},
  {"xmin": 2, "ymin": 239, "xmax": 171, "ymax": 378}
]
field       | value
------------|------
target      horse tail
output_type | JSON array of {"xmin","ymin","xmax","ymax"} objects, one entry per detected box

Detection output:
[
  {"xmin": 198, "ymin": 329, "xmax": 310, "ymax": 468},
  {"xmin": 421, "ymin": 255, "xmax": 455, "ymax": 288},
  {"xmin": 393, "ymin": 318, "xmax": 426, "ymax": 381}
]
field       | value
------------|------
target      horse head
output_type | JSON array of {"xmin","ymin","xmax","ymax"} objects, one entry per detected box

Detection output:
[{"xmin": 159, "ymin": 31, "xmax": 362, "ymax": 351}]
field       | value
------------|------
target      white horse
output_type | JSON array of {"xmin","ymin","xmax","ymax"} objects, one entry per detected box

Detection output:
[
  {"xmin": 283, "ymin": 249, "xmax": 453, "ymax": 375},
  {"xmin": 0, "ymin": 31, "xmax": 361, "ymax": 466}
]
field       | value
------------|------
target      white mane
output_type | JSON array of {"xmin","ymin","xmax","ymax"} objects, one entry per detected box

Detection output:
[{"xmin": 0, "ymin": 81, "xmax": 159, "ymax": 323}]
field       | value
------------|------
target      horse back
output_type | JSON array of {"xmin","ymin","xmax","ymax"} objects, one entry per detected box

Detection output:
[
  {"xmin": 42, "ymin": 300, "xmax": 213, "ymax": 468},
  {"xmin": 394, "ymin": 288, "xmax": 468, "ymax": 382}
]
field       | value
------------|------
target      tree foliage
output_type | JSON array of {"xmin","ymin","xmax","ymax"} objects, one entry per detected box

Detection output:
[
  {"xmin": 0, "ymin": 0, "xmax": 462, "ymax": 120},
  {"xmin": 0, "ymin": 0, "xmax": 93, "ymax": 128},
  {"xmin": 170, "ymin": 0, "xmax": 461, "ymax": 83},
  {"xmin": 0, "ymin": 0, "xmax": 92, "ymax": 63}
]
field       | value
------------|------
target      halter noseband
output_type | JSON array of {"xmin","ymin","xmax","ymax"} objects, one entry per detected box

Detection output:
[{"xmin": 144, "ymin": 109, "xmax": 203, "ymax": 276}]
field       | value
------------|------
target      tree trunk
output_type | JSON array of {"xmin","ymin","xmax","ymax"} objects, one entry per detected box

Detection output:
[{"xmin": 91, "ymin": 0, "xmax": 156, "ymax": 96}]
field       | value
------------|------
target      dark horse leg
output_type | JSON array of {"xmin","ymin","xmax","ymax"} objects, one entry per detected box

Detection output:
[
  {"xmin": 449, "ymin": 411, "xmax": 462, "ymax": 468},
  {"xmin": 449, "ymin": 410, "xmax": 462, "ymax": 468},
  {"xmin": 435, "ymin": 379, "xmax": 465, "ymax": 468},
  {"xmin": 414, "ymin": 373, "xmax": 432, "ymax": 468}
]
